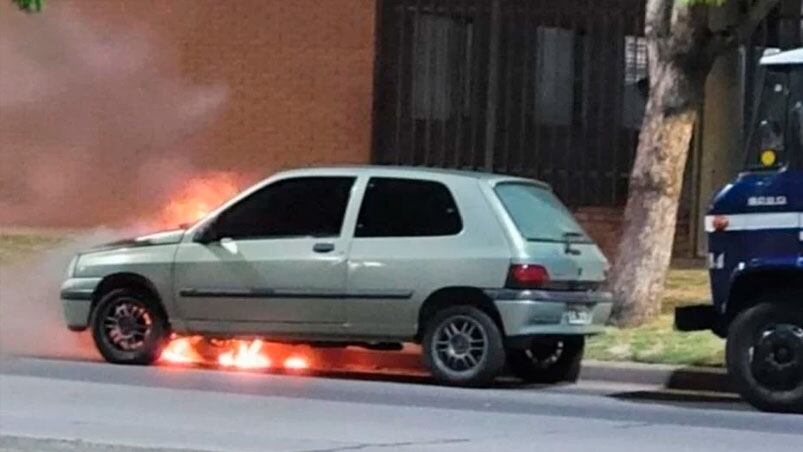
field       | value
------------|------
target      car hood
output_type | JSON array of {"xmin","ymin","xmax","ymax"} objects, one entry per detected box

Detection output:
[{"xmin": 89, "ymin": 229, "xmax": 187, "ymax": 252}]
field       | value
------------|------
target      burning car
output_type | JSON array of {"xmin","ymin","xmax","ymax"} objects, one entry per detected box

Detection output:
[{"xmin": 60, "ymin": 166, "xmax": 612, "ymax": 386}]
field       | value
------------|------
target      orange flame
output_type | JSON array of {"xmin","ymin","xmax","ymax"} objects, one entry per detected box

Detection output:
[
  {"xmin": 217, "ymin": 340, "xmax": 272, "ymax": 369},
  {"xmin": 283, "ymin": 356, "xmax": 310, "ymax": 371},
  {"xmin": 160, "ymin": 336, "xmax": 201, "ymax": 364},
  {"xmin": 159, "ymin": 336, "xmax": 315, "ymax": 372},
  {"xmin": 155, "ymin": 172, "xmax": 242, "ymax": 229}
]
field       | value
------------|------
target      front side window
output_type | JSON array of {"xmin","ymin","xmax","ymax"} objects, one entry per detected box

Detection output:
[
  {"xmin": 355, "ymin": 178, "xmax": 462, "ymax": 237},
  {"xmin": 215, "ymin": 177, "xmax": 355, "ymax": 240},
  {"xmin": 745, "ymin": 65, "xmax": 803, "ymax": 169}
]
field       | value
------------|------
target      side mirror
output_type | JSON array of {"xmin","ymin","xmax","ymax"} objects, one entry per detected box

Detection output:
[{"xmin": 194, "ymin": 218, "xmax": 220, "ymax": 244}]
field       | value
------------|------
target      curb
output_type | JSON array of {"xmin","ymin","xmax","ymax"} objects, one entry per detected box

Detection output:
[
  {"xmin": 318, "ymin": 347, "xmax": 734, "ymax": 393},
  {"xmin": 579, "ymin": 360, "xmax": 733, "ymax": 393}
]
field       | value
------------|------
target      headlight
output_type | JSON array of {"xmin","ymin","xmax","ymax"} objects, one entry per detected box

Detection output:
[{"xmin": 65, "ymin": 255, "xmax": 79, "ymax": 278}]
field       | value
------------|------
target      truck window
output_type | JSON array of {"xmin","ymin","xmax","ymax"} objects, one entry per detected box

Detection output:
[
  {"xmin": 494, "ymin": 183, "xmax": 590, "ymax": 243},
  {"xmin": 746, "ymin": 66, "xmax": 803, "ymax": 169}
]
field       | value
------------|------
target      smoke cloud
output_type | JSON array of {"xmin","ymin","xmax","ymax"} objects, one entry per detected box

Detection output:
[
  {"xmin": 0, "ymin": 3, "xmax": 229, "ymax": 359},
  {"xmin": 0, "ymin": 231, "xmax": 122, "ymax": 359},
  {"xmin": 0, "ymin": 2, "xmax": 228, "ymax": 227}
]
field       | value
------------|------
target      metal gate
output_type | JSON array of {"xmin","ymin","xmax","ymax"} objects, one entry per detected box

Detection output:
[{"xmin": 372, "ymin": 0, "xmax": 646, "ymax": 207}]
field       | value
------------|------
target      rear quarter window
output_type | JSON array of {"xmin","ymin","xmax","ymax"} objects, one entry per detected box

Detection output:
[
  {"xmin": 355, "ymin": 177, "xmax": 462, "ymax": 237},
  {"xmin": 494, "ymin": 183, "xmax": 590, "ymax": 243}
]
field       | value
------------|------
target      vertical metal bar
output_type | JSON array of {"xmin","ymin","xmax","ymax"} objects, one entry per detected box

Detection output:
[
  {"xmin": 453, "ymin": 0, "xmax": 470, "ymax": 168},
  {"xmin": 547, "ymin": 6, "xmax": 559, "ymax": 190},
  {"xmin": 439, "ymin": 0, "xmax": 454, "ymax": 167},
  {"xmin": 501, "ymin": 2, "xmax": 516, "ymax": 173},
  {"xmin": 483, "ymin": 0, "xmax": 502, "ymax": 171},
  {"xmin": 532, "ymin": 1, "xmax": 542, "ymax": 180},
  {"xmin": 467, "ymin": 0, "xmax": 482, "ymax": 169},
  {"xmin": 594, "ymin": 16, "xmax": 606, "ymax": 206},
  {"xmin": 409, "ymin": 0, "xmax": 422, "ymax": 165},
  {"xmin": 563, "ymin": 7, "xmax": 578, "ymax": 206},
  {"xmin": 581, "ymin": 3, "xmax": 593, "ymax": 206},
  {"xmin": 610, "ymin": 13, "xmax": 625, "ymax": 205},
  {"xmin": 422, "ymin": 0, "xmax": 435, "ymax": 166},
  {"xmin": 516, "ymin": 0, "xmax": 532, "ymax": 175},
  {"xmin": 393, "ymin": 0, "xmax": 408, "ymax": 164}
]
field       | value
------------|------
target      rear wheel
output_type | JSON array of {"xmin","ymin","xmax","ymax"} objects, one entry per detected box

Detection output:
[
  {"xmin": 507, "ymin": 336, "xmax": 585, "ymax": 384},
  {"xmin": 726, "ymin": 300, "xmax": 803, "ymax": 413},
  {"xmin": 90, "ymin": 288, "xmax": 170, "ymax": 365},
  {"xmin": 422, "ymin": 305, "xmax": 506, "ymax": 387}
]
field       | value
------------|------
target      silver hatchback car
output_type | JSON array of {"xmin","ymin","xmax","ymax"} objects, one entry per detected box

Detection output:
[{"xmin": 61, "ymin": 166, "xmax": 613, "ymax": 386}]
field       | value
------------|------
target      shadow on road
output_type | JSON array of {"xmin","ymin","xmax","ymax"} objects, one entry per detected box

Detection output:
[{"xmin": 608, "ymin": 389, "xmax": 747, "ymax": 411}]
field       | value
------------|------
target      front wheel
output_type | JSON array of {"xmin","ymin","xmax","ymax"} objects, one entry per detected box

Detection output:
[
  {"xmin": 90, "ymin": 288, "xmax": 170, "ymax": 365},
  {"xmin": 422, "ymin": 305, "xmax": 506, "ymax": 387},
  {"xmin": 726, "ymin": 300, "xmax": 803, "ymax": 413},
  {"xmin": 507, "ymin": 336, "xmax": 585, "ymax": 384}
]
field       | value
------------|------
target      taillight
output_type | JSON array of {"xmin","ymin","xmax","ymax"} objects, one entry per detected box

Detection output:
[
  {"xmin": 712, "ymin": 215, "xmax": 730, "ymax": 232},
  {"xmin": 506, "ymin": 264, "xmax": 550, "ymax": 289}
]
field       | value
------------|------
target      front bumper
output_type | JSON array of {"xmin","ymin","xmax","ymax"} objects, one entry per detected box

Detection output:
[
  {"xmin": 485, "ymin": 288, "xmax": 613, "ymax": 337},
  {"xmin": 60, "ymin": 277, "xmax": 101, "ymax": 331}
]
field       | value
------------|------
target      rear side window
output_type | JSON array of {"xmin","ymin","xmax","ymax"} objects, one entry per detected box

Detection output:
[
  {"xmin": 494, "ymin": 183, "xmax": 590, "ymax": 243},
  {"xmin": 356, "ymin": 178, "xmax": 462, "ymax": 237}
]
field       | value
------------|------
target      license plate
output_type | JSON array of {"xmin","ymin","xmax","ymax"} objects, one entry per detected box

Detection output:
[{"xmin": 564, "ymin": 305, "xmax": 593, "ymax": 325}]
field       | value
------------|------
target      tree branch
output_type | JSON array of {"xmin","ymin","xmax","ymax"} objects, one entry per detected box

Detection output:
[
  {"xmin": 733, "ymin": 0, "xmax": 780, "ymax": 42},
  {"xmin": 646, "ymin": 0, "xmax": 675, "ymax": 41},
  {"xmin": 705, "ymin": 0, "xmax": 780, "ymax": 58}
]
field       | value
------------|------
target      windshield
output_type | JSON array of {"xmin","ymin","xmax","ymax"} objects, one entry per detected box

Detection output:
[
  {"xmin": 746, "ymin": 66, "xmax": 803, "ymax": 169},
  {"xmin": 494, "ymin": 183, "xmax": 591, "ymax": 243}
]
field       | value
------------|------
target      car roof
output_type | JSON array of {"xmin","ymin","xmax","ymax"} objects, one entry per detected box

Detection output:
[{"xmin": 272, "ymin": 165, "xmax": 550, "ymax": 188}]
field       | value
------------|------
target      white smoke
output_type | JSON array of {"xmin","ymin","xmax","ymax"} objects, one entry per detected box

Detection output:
[
  {"xmin": 0, "ymin": 231, "xmax": 122, "ymax": 359},
  {"xmin": 0, "ymin": 2, "xmax": 228, "ymax": 227}
]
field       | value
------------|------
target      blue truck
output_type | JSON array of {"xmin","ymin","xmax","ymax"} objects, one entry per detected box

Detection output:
[{"xmin": 675, "ymin": 47, "xmax": 802, "ymax": 413}]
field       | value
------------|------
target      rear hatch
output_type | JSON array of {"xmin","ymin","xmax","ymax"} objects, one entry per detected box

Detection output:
[{"xmin": 493, "ymin": 182, "xmax": 608, "ymax": 288}]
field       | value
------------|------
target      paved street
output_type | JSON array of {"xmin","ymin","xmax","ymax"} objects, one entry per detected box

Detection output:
[{"xmin": 1, "ymin": 357, "xmax": 802, "ymax": 452}]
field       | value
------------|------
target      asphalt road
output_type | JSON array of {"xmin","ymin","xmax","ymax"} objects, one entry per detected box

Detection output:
[{"xmin": 1, "ymin": 357, "xmax": 802, "ymax": 452}]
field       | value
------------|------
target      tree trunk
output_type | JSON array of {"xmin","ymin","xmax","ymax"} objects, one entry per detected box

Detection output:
[
  {"xmin": 609, "ymin": 0, "xmax": 713, "ymax": 327},
  {"xmin": 609, "ymin": 73, "xmax": 698, "ymax": 326}
]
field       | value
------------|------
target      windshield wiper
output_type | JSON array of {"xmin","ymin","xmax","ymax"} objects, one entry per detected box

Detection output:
[{"xmin": 562, "ymin": 232, "xmax": 583, "ymax": 256}]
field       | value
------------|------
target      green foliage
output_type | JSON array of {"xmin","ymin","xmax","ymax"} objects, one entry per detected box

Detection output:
[{"xmin": 11, "ymin": 0, "xmax": 42, "ymax": 13}]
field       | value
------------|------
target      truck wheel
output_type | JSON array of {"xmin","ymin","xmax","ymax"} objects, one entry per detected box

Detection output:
[
  {"xmin": 507, "ymin": 336, "xmax": 584, "ymax": 384},
  {"xmin": 90, "ymin": 288, "xmax": 170, "ymax": 365},
  {"xmin": 422, "ymin": 305, "xmax": 506, "ymax": 387},
  {"xmin": 727, "ymin": 300, "xmax": 803, "ymax": 413}
]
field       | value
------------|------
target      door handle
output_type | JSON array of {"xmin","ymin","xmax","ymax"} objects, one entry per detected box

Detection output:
[{"xmin": 313, "ymin": 243, "xmax": 335, "ymax": 253}]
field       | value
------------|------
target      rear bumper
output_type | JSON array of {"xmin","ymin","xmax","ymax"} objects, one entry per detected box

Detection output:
[
  {"xmin": 484, "ymin": 288, "xmax": 613, "ymax": 337},
  {"xmin": 674, "ymin": 304, "xmax": 717, "ymax": 332}
]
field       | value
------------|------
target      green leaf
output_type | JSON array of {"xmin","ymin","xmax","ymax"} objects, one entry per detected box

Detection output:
[{"xmin": 11, "ymin": 0, "xmax": 43, "ymax": 13}]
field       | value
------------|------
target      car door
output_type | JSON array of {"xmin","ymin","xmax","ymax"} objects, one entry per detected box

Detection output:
[
  {"xmin": 173, "ymin": 175, "xmax": 357, "ymax": 335},
  {"xmin": 345, "ymin": 177, "xmax": 466, "ymax": 338}
]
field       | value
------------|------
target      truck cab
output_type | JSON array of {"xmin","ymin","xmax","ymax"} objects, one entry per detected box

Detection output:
[{"xmin": 676, "ymin": 48, "xmax": 803, "ymax": 413}]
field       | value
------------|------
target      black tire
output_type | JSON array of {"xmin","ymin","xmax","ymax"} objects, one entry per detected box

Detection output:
[
  {"xmin": 422, "ymin": 305, "xmax": 506, "ymax": 387},
  {"xmin": 507, "ymin": 336, "xmax": 585, "ymax": 384},
  {"xmin": 90, "ymin": 288, "xmax": 170, "ymax": 365},
  {"xmin": 726, "ymin": 300, "xmax": 803, "ymax": 413}
]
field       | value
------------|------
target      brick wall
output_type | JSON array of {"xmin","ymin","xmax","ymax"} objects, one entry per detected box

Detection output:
[
  {"xmin": 0, "ymin": 0, "xmax": 377, "ymax": 226},
  {"xmin": 85, "ymin": 0, "xmax": 378, "ymax": 173},
  {"xmin": 574, "ymin": 207, "xmax": 694, "ymax": 260}
]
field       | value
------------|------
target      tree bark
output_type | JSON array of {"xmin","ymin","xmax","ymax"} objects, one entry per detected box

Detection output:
[
  {"xmin": 609, "ymin": 77, "xmax": 698, "ymax": 326},
  {"xmin": 609, "ymin": 0, "xmax": 712, "ymax": 327}
]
